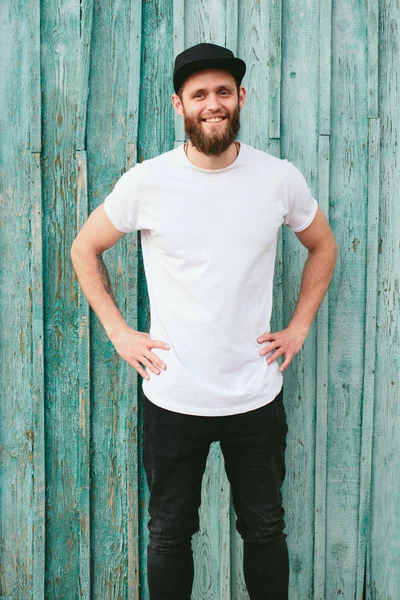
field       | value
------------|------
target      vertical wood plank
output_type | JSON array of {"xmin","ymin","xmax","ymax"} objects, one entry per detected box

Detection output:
[
  {"xmin": 327, "ymin": 0, "xmax": 369, "ymax": 595},
  {"xmin": 369, "ymin": 0, "xmax": 400, "ymax": 595},
  {"xmin": 74, "ymin": 2, "xmax": 94, "ymax": 598},
  {"xmin": 313, "ymin": 1, "xmax": 332, "ymax": 597},
  {"xmin": 75, "ymin": 151, "xmax": 91, "ymax": 600},
  {"xmin": 173, "ymin": 0, "xmax": 186, "ymax": 147},
  {"xmin": 86, "ymin": 1, "xmax": 142, "ymax": 598},
  {"xmin": 356, "ymin": 117, "xmax": 379, "ymax": 600},
  {"xmin": 40, "ymin": 1, "xmax": 83, "ymax": 595},
  {"xmin": 313, "ymin": 134, "xmax": 330, "ymax": 600},
  {"xmin": 281, "ymin": 1, "xmax": 321, "ymax": 596},
  {"xmin": 1, "ymin": 1, "xmax": 42, "ymax": 598},
  {"xmin": 268, "ymin": 0, "xmax": 281, "ymax": 141},
  {"xmin": 126, "ymin": 1, "xmax": 143, "ymax": 597},
  {"xmin": 236, "ymin": 0, "xmax": 269, "ymax": 150},
  {"xmin": 29, "ymin": 0, "xmax": 46, "ymax": 598},
  {"xmin": 355, "ymin": 1, "xmax": 380, "ymax": 597},
  {"xmin": 225, "ymin": 0, "xmax": 239, "ymax": 51},
  {"xmin": 268, "ymin": 0, "xmax": 284, "ymax": 373},
  {"xmin": 31, "ymin": 150, "xmax": 46, "ymax": 600}
]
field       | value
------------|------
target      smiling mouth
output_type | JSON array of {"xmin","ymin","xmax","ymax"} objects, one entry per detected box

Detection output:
[{"xmin": 202, "ymin": 116, "xmax": 227, "ymax": 123}]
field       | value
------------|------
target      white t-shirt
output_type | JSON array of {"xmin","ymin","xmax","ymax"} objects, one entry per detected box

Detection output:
[{"xmin": 103, "ymin": 142, "xmax": 318, "ymax": 416}]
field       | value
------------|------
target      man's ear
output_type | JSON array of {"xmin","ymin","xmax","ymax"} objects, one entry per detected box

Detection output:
[
  {"xmin": 239, "ymin": 86, "xmax": 246, "ymax": 110},
  {"xmin": 171, "ymin": 94, "xmax": 184, "ymax": 117}
]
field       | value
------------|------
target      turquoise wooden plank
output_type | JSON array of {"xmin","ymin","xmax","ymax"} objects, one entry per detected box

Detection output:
[
  {"xmin": 225, "ymin": 0, "xmax": 238, "ymax": 53},
  {"xmin": 356, "ymin": 117, "xmax": 379, "ymax": 600},
  {"xmin": 313, "ymin": 134, "xmax": 331, "ymax": 600},
  {"xmin": 126, "ymin": 3, "xmax": 143, "ymax": 599},
  {"xmin": 40, "ymin": 1, "xmax": 83, "ymax": 595},
  {"xmin": 318, "ymin": 0, "xmax": 332, "ymax": 137},
  {"xmin": 354, "ymin": 10, "xmax": 379, "ymax": 596},
  {"xmin": 74, "ymin": 3, "xmax": 94, "ymax": 599},
  {"xmin": 327, "ymin": 0, "xmax": 369, "ymax": 596},
  {"xmin": 75, "ymin": 150, "xmax": 91, "ymax": 600},
  {"xmin": 237, "ymin": 0, "xmax": 269, "ymax": 151},
  {"xmin": 281, "ymin": 0, "xmax": 321, "ymax": 597},
  {"xmin": 268, "ymin": 0, "xmax": 282, "ymax": 140},
  {"xmin": 367, "ymin": 0, "xmax": 379, "ymax": 119},
  {"xmin": 313, "ymin": 3, "xmax": 332, "ymax": 597},
  {"xmin": 85, "ymin": 1, "xmax": 141, "ymax": 598},
  {"xmin": 75, "ymin": 0, "xmax": 94, "ymax": 152},
  {"xmin": 370, "ymin": 0, "xmax": 400, "ymax": 594},
  {"xmin": 173, "ymin": 0, "xmax": 186, "ymax": 147},
  {"xmin": 0, "ymin": 2, "xmax": 38, "ymax": 598},
  {"xmin": 29, "ymin": 0, "xmax": 46, "ymax": 599},
  {"xmin": 31, "ymin": 150, "xmax": 46, "ymax": 600}
]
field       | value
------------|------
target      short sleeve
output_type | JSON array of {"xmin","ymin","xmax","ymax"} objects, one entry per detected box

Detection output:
[
  {"xmin": 282, "ymin": 161, "xmax": 318, "ymax": 232},
  {"xmin": 103, "ymin": 163, "xmax": 144, "ymax": 233}
]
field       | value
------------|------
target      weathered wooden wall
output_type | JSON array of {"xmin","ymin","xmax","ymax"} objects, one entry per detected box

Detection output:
[{"xmin": 0, "ymin": 0, "xmax": 399, "ymax": 598}]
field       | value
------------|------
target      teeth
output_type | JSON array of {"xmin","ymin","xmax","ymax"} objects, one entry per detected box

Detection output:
[{"xmin": 204, "ymin": 117, "xmax": 224, "ymax": 122}]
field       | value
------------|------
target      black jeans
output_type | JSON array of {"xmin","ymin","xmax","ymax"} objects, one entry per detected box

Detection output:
[{"xmin": 142, "ymin": 387, "xmax": 289, "ymax": 600}]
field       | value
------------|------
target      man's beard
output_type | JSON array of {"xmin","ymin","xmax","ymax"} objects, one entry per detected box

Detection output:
[{"xmin": 183, "ymin": 103, "xmax": 241, "ymax": 156}]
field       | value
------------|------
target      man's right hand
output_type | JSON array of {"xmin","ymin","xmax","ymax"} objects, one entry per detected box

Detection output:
[{"xmin": 109, "ymin": 328, "xmax": 170, "ymax": 380}]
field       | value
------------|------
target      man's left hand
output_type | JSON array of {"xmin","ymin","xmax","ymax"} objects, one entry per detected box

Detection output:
[{"xmin": 257, "ymin": 325, "xmax": 309, "ymax": 372}]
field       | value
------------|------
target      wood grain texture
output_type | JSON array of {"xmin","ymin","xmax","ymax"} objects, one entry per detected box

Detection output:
[
  {"xmin": 355, "ymin": 2, "xmax": 380, "ymax": 597},
  {"xmin": 86, "ymin": 1, "xmax": 142, "ymax": 598},
  {"xmin": 75, "ymin": 151, "xmax": 91, "ymax": 600},
  {"xmin": 40, "ymin": 1, "xmax": 84, "ymax": 596},
  {"xmin": 75, "ymin": 4, "xmax": 94, "ymax": 599},
  {"xmin": 313, "ymin": 134, "xmax": 330, "ymax": 600},
  {"xmin": 29, "ymin": 1, "xmax": 46, "ymax": 599},
  {"xmin": 173, "ymin": 0, "xmax": 185, "ymax": 146},
  {"xmin": 1, "ymin": 1, "xmax": 40, "ymax": 598},
  {"xmin": 313, "ymin": 2, "xmax": 332, "ymax": 598},
  {"xmin": 369, "ymin": 0, "xmax": 400, "ymax": 597},
  {"xmin": 136, "ymin": 0, "xmax": 175, "ymax": 598},
  {"xmin": 281, "ymin": 0, "xmax": 321, "ymax": 597},
  {"xmin": 327, "ymin": 0, "xmax": 369, "ymax": 596},
  {"xmin": 126, "ymin": 2, "xmax": 143, "ymax": 598}
]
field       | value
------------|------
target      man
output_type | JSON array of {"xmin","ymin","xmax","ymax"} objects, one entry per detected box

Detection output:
[{"xmin": 71, "ymin": 43, "xmax": 337, "ymax": 599}]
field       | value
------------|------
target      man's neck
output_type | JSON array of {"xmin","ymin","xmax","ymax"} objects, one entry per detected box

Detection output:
[{"xmin": 184, "ymin": 141, "xmax": 240, "ymax": 170}]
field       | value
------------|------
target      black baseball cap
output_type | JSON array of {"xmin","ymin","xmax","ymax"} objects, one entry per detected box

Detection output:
[{"xmin": 173, "ymin": 43, "xmax": 246, "ymax": 93}]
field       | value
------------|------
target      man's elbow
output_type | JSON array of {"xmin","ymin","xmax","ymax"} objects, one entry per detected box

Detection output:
[{"xmin": 70, "ymin": 237, "xmax": 97, "ymax": 264}]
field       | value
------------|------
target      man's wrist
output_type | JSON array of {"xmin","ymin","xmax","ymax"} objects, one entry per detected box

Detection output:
[
  {"xmin": 286, "ymin": 320, "xmax": 310, "ymax": 338},
  {"xmin": 106, "ymin": 321, "xmax": 130, "ymax": 342}
]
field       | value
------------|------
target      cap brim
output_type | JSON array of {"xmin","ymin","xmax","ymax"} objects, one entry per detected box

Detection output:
[{"xmin": 174, "ymin": 57, "xmax": 246, "ymax": 93}]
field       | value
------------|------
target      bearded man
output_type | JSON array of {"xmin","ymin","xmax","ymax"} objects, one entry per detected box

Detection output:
[{"xmin": 71, "ymin": 42, "xmax": 337, "ymax": 600}]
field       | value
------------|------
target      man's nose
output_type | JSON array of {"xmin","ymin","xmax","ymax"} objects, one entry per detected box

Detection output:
[{"xmin": 205, "ymin": 94, "xmax": 223, "ymax": 111}]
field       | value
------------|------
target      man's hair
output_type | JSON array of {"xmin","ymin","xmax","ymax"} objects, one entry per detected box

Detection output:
[{"xmin": 177, "ymin": 75, "xmax": 241, "ymax": 104}]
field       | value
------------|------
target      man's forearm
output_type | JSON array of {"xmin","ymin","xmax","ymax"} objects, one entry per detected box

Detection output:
[
  {"xmin": 288, "ymin": 244, "xmax": 337, "ymax": 333},
  {"xmin": 70, "ymin": 245, "xmax": 129, "ymax": 340}
]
